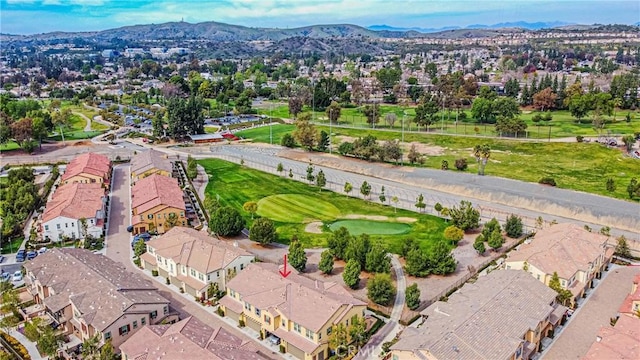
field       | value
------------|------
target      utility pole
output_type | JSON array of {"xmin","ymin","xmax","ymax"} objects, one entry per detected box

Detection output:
[
  {"xmin": 329, "ymin": 109, "xmax": 333, "ymax": 154},
  {"xmin": 402, "ymin": 114, "xmax": 405, "ymax": 143}
]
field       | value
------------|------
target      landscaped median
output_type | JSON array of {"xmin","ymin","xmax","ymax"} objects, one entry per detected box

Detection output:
[
  {"xmin": 0, "ymin": 331, "xmax": 32, "ymax": 360},
  {"xmin": 200, "ymin": 158, "xmax": 448, "ymax": 253}
]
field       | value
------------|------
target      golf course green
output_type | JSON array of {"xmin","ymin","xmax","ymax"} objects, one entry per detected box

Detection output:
[{"xmin": 328, "ymin": 220, "xmax": 411, "ymax": 235}]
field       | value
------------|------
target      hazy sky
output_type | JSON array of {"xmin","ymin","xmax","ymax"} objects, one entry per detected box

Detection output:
[{"xmin": 1, "ymin": 0, "xmax": 638, "ymax": 35}]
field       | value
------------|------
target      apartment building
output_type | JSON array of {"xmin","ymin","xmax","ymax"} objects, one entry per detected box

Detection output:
[
  {"xmin": 129, "ymin": 149, "xmax": 173, "ymax": 184},
  {"xmin": 131, "ymin": 174, "xmax": 186, "ymax": 235},
  {"xmin": 60, "ymin": 152, "xmax": 111, "ymax": 189},
  {"xmin": 23, "ymin": 248, "xmax": 177, "ymax": 351},
  {"xmin": 219, "ymin": 263, "xmax": 367, "ymax": 360},
  {"xmin": 505, "ymin": 223, "xmax": 613, "ymax": 307},
  {"xmin": 390, "ymin": 270, "xmax": 567, "ymax": 360},
  {"xmin": 140, "ymin": 227, "xmax": 254, "ymax": 299},
  {"xmin": 41, "ymin": 183, "xmax": 106, "ymax": 242}
]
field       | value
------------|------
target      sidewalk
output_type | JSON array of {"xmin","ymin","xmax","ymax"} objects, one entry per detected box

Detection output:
[{"xmin": 9, "ymin": 326, "xmax": 47, "ymax": 360}]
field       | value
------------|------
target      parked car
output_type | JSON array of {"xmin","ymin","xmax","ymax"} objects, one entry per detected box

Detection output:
[
  {"xmin": 37, "ymin": 247, "xmax": 48, "ymax": 255},
  {"xmin": 131, "ymin": 232, "xmax": 152, "ymax": 248},
  {"xmin": 1, "ymin": 272, "xmax": 10, "ymax": 282},
  {"xmin": 267, "ymin": 335, "xmax": 281, "ymax": 346},
  {"xmin": 16, "ymin": 249, "xmax": 26, "ymax": 262},
  {"xmin": 26, "ymin": 251, "xmax": 37, "ymax": 260},
  {"xmin": 12, "ymin": 271, "xmax": 22, "ymax": 282}
]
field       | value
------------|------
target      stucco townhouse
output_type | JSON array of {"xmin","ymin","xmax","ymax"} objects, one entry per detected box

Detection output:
[{"xmin": 131, "ymin": 174, "xmax": 186, "ymax": 235}]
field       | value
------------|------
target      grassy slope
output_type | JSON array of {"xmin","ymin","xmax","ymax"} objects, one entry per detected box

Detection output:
[
  {"xmin": 200, "ymin": 158, "xmax": 447, "ymax": 253},
  {"xmin": 257, "ymin": 194, "xmax": 341, "ymax": 223},
  {"xmin": 237, "ymin": 125, "xmax": 640, "ymax": 201}
]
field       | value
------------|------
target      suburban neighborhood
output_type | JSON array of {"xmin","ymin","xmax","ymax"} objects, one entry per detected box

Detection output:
[{"xmin": 1, "ymin": 6, "xmax": 640, "ymax": 360}]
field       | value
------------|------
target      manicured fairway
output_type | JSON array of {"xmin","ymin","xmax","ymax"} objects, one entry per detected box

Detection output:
[
  {"xmin": 257, "ymin": 194, "xmax": 340, "ymax": 223},
  {"xmin": 329, "ymin": 220, "xmax": 411, "ymax": 235},
  {"xmin": 200, "ymin": 158, "xmax": 448, "ymax": 252}
]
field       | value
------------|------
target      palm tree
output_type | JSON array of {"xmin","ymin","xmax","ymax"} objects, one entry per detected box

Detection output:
[{"xmin": 473, "ymin": 144, "xmax": 491, "ymax": 176}]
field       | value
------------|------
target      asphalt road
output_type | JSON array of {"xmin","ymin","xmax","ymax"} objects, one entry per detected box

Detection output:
[
  {"xmin": 104, "ymin": 164, "xmax": 280, "ymax": 359},
  {"xmin": 197, "ymin": 144, "xmax": 639, "ymax": 239}
]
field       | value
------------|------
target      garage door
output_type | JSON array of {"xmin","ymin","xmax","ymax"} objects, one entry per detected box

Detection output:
[
  {"xmin": 245, "ymin": 316, "xmax": 262, "ymax": 332},
  {"xmin": 287, "ymin": 343, "xmax": 305, "ymax": 360},
  {"xmin": 226, "ymin": 309, "xmax": 240, "ymax": 323}
]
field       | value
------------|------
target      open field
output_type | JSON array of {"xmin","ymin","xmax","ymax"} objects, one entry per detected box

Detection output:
[
  {"xmin": 200, "ymin": 158, "xmax": 448, "ymax": 252},
  {"xmin": 237, "ymin": 124, "xmax": 640, "ymax": 201},
  {"xmin": 256, "ymin": 105, "xmax": 640, "ymax": 139},
  {"xmin": 47, "ymin": 114, "xmax": 105, "ymax": 140},
  {"xmin": 257, "ymin": 194, "xmax": 341, "ymax": 223}
]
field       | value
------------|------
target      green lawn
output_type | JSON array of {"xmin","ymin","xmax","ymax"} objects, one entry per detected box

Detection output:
[
  {"xmin": 328, "ymin": 220, "xmax": 411, "ymax": 235},
  {"xmin": 256, "ymin": 105, "xmax": 640, "ymax": 139},
  {"xmin": 236, "ymin": 124, "xmax": 295, "ymax": 144},
  {"xmin": 1, "ymin": 237, "xmax": 23, "ymax": 255},
  {"xmin": 236, "ymin": 125, "xmax": 640, "ymax": 201},
  {"xmin": 200, "ymin": 159, "xmax": 447, "ymax": 252},
  {"xmin": 257, "ymin": 194, "xmax": 341, "ymax": 223},
  {"xmin": 0, "ymin": 141, "xmax": 20, "ymax": 152}
]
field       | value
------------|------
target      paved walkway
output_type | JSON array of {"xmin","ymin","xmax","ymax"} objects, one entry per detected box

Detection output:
[
  {"xmin": 72, "ymin": 112, "xmax": 92, "ymax": 132},
  {"xmin": 354, "ymin": 255, "xmax": 406, "ymax": 360},
  {"xmin": 10, "ymin": 327, "xmax": 46, "ymax": 360},
  {"xmin": 542, "ymin": 265, "xmax": 640, "ymax": 360}
]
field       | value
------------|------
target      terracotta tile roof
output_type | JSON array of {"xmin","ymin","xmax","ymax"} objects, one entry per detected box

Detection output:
[
  {"xmin": 147, "ymin": 227, "xmax": 252, "ymax": 275},
  {"xmin": 130, "ymin": 149, "xmax": 173, "ymax": 177},
  {"xmin": 392, "ymin": 270, "xmax": 562, "ymax": 360},
  {"xmin": 506, "ymin": 223, "xmax": 610, "ymax": 279},
  {"xmin": 42, "ymin": 183, "xmax": 105, "ymax": 222},
  {"xmin": 61, "ymin": 152, "xmax": 110, "ymax": 182},
  {"xmin": 226, "ymin": 263, "xmax": 366, "ymax": 332},
  {"xmin": 619, "ymin": 271, "xmax": 640, "ymax": 314},
  {"xmin": 131, "ymin": 174, "xmax": 185, "ymax": 214},
  {"xmin": 273, "ymin": 327, "xmax": 319, "ymax": 354},
  {"xmin": 120, "ymin": 316, "xmax": 270, "ymax": 360},
  {"xmin": 582, "ymin": 315, "xmax": 640, "ymax": 360},
  {"xmin": 23, "ymin": 248, "xmax": 169, "ymax": 332}
]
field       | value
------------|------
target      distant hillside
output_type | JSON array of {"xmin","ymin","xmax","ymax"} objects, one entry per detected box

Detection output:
[
  {"xmin": 368, "ymin": 21, "xmax": 571, "ymax": 33},
  {"xmin": 6, "ymin": 21, "xmax": 390, "ymax": 43}
]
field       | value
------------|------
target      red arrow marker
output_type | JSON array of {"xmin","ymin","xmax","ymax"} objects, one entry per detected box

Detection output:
[{"xmin": 279, "ymin": 254, "xmax": 291, "ymax": 278}]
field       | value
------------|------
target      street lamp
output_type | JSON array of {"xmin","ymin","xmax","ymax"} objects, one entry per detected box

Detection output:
[
  {"xmin": 402, "ymin": 114, "xmax": 406, "ymax": 143},
  {"xmin": 441, "ymin": 95, "xmax": 446, "ymax": 132},
  {"xmin": 269, "ymin": 103, "xmax": 273, "ymax": 145},
  {"xmin": 329, "ymin": 108, "xmax": 333, "ymax": 154}
]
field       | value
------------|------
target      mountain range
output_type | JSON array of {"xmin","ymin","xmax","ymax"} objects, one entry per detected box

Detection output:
[{"xmin": 367, "ymin": 21, "xmax": 572, "ymax": 33}]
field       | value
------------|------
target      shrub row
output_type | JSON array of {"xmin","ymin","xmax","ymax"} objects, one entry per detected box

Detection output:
[{"xmin": 0, "ymin": 331, "xmax": 32, "ymax": 360}]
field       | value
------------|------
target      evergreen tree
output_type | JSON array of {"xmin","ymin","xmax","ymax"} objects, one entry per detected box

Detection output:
[
  {"xmin": 316, "ymin": 169, "xmax": 326, "ymax": 191},
  {"xmin": 328, "ymin": 227, "xmax": 352, "ymax": 260},
  {"xmin": 343, "ymin": 259, "xmax": 361, "ymax": 289},
  {"xmin": 365, "ymin": 241, "xmax": 391, "ymax": 273},
  {"xmin": 288, "ymin": 238, "xmax": 307, "ymax": 272},
  {"xmin": 367, "ymin": 273, "xmax": 396, "ymax": 306},
  {"xmin": 345, "ymin": 234, "xmax": 371, "ymax": 269},
  {"xmin": 318, "ymin": 250, "xmax": 335, "ymax": 274},
  {"xmin": 429, "ymin": 241, "xmax": 457, "ymax": 275},
  {"xmin": 405, "ymin": 283, "xmax": 421, "ymax": 310},
  {"xmin": 487, "ymin": 229, "xmax": 504, "ymax": 251},
  {"xmin": 504, "ymin": 214, "xmax": 524, "ymax": 238}
]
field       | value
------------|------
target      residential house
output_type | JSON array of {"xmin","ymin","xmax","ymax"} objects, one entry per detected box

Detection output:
[
  {"xmin": 139, "ymin": 227, "xmax": 254, "ymax": 299},
  {"xmin": 131, "ymin": 174, "xmax": 186, "ymax": 235},
  {"xmin": 129, "ymin": 149, "xmax": 173, "ymax": 184},
  {"xmin": 505, "ymin": 223, "xmax": 613, "ymax": 307},
  {"xmin": 581, "ymin": 315, "xmax": 640, "ymax": 360},
  {"xmin": 23, "ymin": 248, "xmax": 177, "ymax": 352},
  {"xmin": 390, "ymin": 270, "xmax": 567, "ymax": 360},
  {"xmin": 41, "ymin": 183, "xmax": 106, "ymax": 242},
  {"xmin": 60, "ymin": 152, "xmax": 111, "ymax": 189},
  {"xmin": 219, "ymin": 263, "xmax": 367, "ymax": 360},
  {"xmin": 120, "ymin": 316, "xmax": 270, "ymax": 360},
  {"xmin": 620, "ymin": 273, "xmax": 640, "ymax": 317},
  {"xmin": 582, "ymin": 272, "xmax": 640, "ymax": 360}
]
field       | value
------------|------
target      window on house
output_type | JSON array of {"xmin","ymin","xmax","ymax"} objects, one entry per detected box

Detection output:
[
  {"xmin": 198, "ymin": 273, "xmax": 204, "ymax": 281},
  {"xmin": 141, "ymin": 317, "xmax": 146, "ymax": 325},
  {"xmin": 230, "ymin": 290, "xmax": 236, "ymax": 298},
  {"xmin": 90, "ymin": 219, "xmax": 94, "ymax": 224},
  {"xmin": 164, "ymin": 306, "xmax": 169, "ymax": 314},
  {"xmin": 65, "ymin": 223, "xmax": 68, "ymax": 228},
  {"xmin": 158, "ymin": 223, "xmax": 163, "ymax": 227},
  {"xmin": 56, "ymin": 224, "xmax": 61, "ymax": 229},
  {"xmin": 180, "ymin": 212, "xmax": 184, "ymax": 217},
  {"xmin": 207, "ymin": 274, "xmax": 211, "ymax": 281},
  {"xmin": 104, "ymin": 332, "xmax": 112, "ymax": 340},
  {"xmin": 72, "ymin": 222, "xmax": 75, "ymax": 227},
  {"xmin": 44, "ymin": 225, "xmax": 49, "ymax": 231},
  {"xmin": 240, "ymin": 264, "xmax": 244, "ymax": 270},
  {"xmin": 305, "ymin": 329, "xmax": 313, "ymax": 339},
  {"xmin": 150, "ymin": 311, "xmax": 158, "ymax": 319},
  {"xmin": 346, "ymin": 319, "xmax": 349, "ymax": 326},
  {"xmin": 282, "ymin": 320, "xmax": 285, "ymax": 327},
  {"xmin": 182, "ymin": 266, "xmax": 186, "ymax": 274},
  {"xmin": 182, "ymin": 221, "xmax": 186, "ymax": 226},
  {"xmin": 264, "ymin": 315, "xmax": 271, "ymax": 324},
  {"xmin": 293, "ymin": 322, "xmax": 301, "ymax": 333},
  {"xmin": 147, "ymin": 214, "xmax": 153, "ymax": 219},
  {"xmin": 255, "ymin": 308, "xmax": 261, "ymax": 316},
  {"xmin": 217, "ymin": 271, "xmax": 220, "ymax": 277},
  {"xmin": 119, "ymin": 324, "xmax": 130, "ymax": 336},
  {"xmin": 133, "ymin": 321, "xmax": 138, "ymax": 329},
  {"xmin": 191, "ymin": 269, "xmax": 196, "ymax": 276},
  {"xmin": 327, "ymin": 327, "xmax": 332, "ymax": 335},
  {"xmin": 319, "ymin": 332, "xmax": 322, "ymax": 340},
  {"xmin": 245, "ymin": 302, "xmax": 251, "ymax": 311}
]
